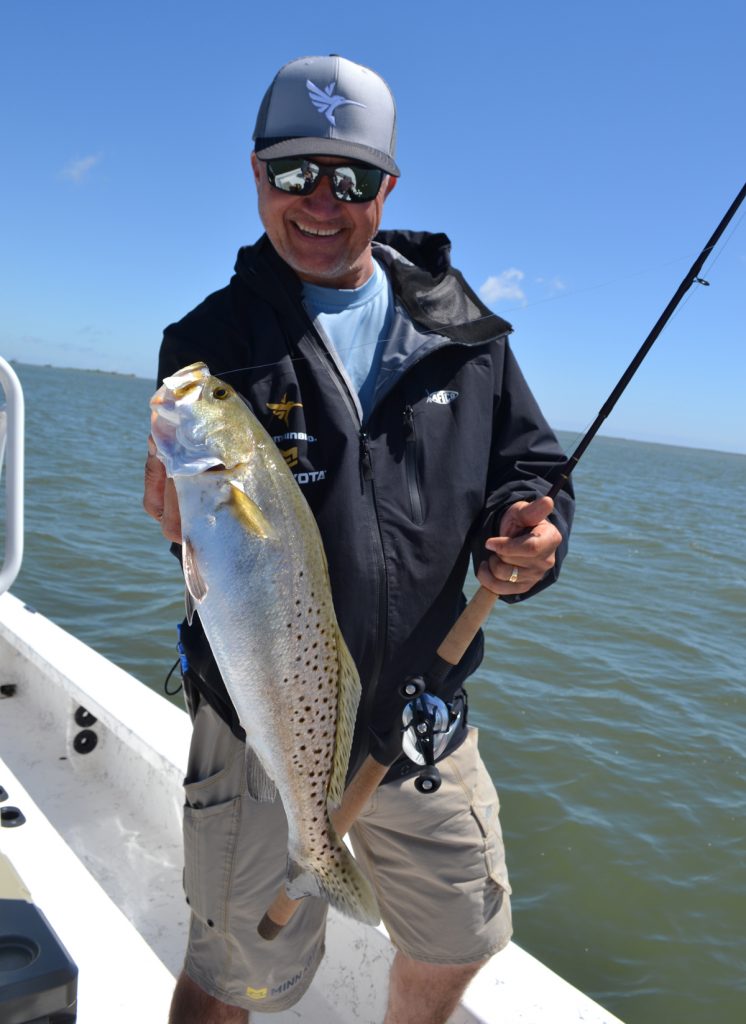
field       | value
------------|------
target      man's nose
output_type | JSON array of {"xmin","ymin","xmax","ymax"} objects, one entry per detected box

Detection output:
[{"xmin": 303, "ymin": 175, "xmax": 339, "ymax": 211}]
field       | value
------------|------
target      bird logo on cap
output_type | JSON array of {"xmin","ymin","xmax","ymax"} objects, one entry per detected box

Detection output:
[{"xmin": 306, "ymin": 80, "xmax": 366, "ymax": 126}]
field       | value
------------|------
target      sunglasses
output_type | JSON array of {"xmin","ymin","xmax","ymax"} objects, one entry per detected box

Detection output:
[{"xmin": 265, "ymin": 158, "xmax": 385, "ymax": 203}]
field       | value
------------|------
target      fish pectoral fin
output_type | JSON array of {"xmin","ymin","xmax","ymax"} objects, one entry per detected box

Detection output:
[
  {"xmin": 184, "ymin": 587, "xmax": 198, "ymax": 627},
  {"xmin": 183, "ymin": 537, "xmax": 208, "ymax": 622},
  {"xmin": 245, "ymin": 746, "xmax": 278, "ymax": 802},
  {"xmin": 224, "ymin": 481, "xmax": 274, "ymax": 539}
]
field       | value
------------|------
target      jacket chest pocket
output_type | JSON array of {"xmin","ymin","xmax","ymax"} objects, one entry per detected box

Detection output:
[{"xmin": 402, "ymin": 405, "xmax": 424, "ymax": 525}]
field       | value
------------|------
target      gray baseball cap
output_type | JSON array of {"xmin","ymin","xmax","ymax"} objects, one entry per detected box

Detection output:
[{"xmin": 253, "ymin": 55, "xmax": 400, "ymax": 176}]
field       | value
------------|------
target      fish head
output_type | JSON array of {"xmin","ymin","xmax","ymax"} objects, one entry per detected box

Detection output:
[{"xmin": 150, "ymin": 362, "xmax": 259, "ymax": 477}]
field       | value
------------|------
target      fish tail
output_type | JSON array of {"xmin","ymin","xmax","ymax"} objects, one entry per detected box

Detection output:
[{"xmin": 287, "ymin": 829, "xmax": 379, "ymax": 926}]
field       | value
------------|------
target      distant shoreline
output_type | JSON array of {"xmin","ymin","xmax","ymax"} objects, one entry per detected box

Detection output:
[
  {"xmin": 7, "ymin": 359, "xmax": 142, "ymax": 381},
  {"xmin": 5, "ymin": 359, "xmax": 744, "ymax": 458}
]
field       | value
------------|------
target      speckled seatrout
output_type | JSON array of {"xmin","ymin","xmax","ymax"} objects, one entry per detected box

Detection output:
[{"xmin": 150, "ymin": 362, "xmax": 378, "ymax": 926}]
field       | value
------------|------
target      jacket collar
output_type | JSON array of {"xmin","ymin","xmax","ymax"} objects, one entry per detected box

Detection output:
[{"xmin": 234, "ymin": 231, "xmax": 512, "ymax": 345}]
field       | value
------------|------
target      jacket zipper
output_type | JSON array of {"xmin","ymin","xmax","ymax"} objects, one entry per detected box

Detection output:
[
  {"xmin": 359, "ymin": 430, "xmax": 374, "ymax": 484},
  {"xmin": 355, "ymin": 426, "xmax": 390, "ymax": 743},
  {"xmin": 302, "ymin": 320, "xmax": 389, "ymax": 726},
  {"xmin": 402, "ymin": 405, "xmax": 424, "ymax": 525}
]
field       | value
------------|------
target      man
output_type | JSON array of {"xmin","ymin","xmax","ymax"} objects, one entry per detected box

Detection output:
[{"xmin": 144, "ymin": 55, "xmax": 574, "ymax": 1024}]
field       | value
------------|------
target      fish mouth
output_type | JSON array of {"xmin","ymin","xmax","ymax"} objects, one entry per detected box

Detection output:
[
  {"xmin": 150, "ymin": 365, "xmax": 226, "ymax": 476},
  {"xmin": 162, "ymin": 362, "xmax": 212, "ymax": 390}
]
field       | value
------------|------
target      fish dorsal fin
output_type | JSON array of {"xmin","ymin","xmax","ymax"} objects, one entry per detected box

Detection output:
[
  {"xmin": 183, "ymin": 537, "xmax": 208, "ymax": 625},
  {"xmin": 327, "ymin": 629, "xmax": 362, "ymax": 808},
  {"xmin": 245, "ymin": 745, "xmax": 278, "ymax": 802},
  {"xmin": 225, "ymin": 480, "xmax": 273, "ymax": 539}
]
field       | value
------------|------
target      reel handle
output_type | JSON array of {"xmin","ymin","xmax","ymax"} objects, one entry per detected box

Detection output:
[{"xmin": 415, "ymin": 764, "xmax": 441, "ymax": 794}]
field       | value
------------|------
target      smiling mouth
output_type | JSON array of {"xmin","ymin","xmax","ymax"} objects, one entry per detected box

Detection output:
[{"xmin": 292, "ymin": 221, "xmax": 343, "ymax": 239}]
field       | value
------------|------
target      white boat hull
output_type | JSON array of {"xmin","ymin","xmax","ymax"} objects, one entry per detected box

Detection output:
[{"xmin": 0, "ymin": 592, "xmax": 624, "ymax": 1023}]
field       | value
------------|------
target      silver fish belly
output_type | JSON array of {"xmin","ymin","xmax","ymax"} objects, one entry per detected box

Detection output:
[{"xmin": 151, "ymin": 363, "xmax": 378, "ymax": 926}]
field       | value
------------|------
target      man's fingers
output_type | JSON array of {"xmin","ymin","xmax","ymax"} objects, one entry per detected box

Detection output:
[
  {"xmin": 485, "ymin": 523, "xmax": 558, "ymax": 565},
  {"xmin": 143, "ymin": 443, "xmax": 166, "ymax": 521},
  {"xmin": 476, "ymin": 558, "xmax": 538, "ymax": 596},
  {"xmin": 484, "ymin": 548, "xmax": 557, "ymax": 584},
  {"xmin": 143, "ymin": 440, "xmax": 182, "ymax": 542},
  {"xmin": 159, "ymin": 478, "xmax": 182, "ymax": 543},
  {"xmin": 480, "ymin": 496, "xmax": 561, "ymax": 593}
]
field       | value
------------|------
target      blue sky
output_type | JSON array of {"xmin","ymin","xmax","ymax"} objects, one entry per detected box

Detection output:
[{"xmin": 2, "ymin": 0, "xmax": 744, "ymax": 453}]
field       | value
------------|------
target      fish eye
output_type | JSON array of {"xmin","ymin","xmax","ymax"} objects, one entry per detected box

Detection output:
[{"xmin": 212, "ymin": 386, "xmax": 230, "ymax": 400}]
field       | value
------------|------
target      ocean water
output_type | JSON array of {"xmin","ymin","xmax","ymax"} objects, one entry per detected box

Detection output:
[{"xmin": 2, "ymin": 361, "xmax": 745, "ymax": 1023}]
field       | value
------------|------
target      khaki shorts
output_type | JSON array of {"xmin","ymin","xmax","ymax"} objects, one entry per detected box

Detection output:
[{"xmin": 181, "ymin": 701, "xmax": 512, "ymax": 1013}]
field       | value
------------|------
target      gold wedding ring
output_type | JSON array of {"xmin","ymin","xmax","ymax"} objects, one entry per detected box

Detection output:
[{"xmin": 508, "ymin": 567, "xmax": 519, "ymax": 584}]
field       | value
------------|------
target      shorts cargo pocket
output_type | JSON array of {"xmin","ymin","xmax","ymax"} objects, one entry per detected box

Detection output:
[
  {"xmin": 468, "ymin": 750, "xmax": 512, "ymax": 896},
  {"xmin": 183, "ymin": 790, "xmax": 242, "ymax": 932}
]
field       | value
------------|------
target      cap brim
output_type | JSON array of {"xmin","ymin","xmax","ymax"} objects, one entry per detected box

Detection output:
[{"xmin": 255, "ymin": 136, "xmax": 400, "ymax": 176}]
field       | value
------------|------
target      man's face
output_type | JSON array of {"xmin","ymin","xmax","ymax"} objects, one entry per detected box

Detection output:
[{"xmin": 251, "ymin": 152, "xmax": 397, "ymax": 289}]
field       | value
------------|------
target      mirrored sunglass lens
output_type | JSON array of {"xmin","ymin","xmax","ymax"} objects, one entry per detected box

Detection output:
[
  {"xmin": 268, "ymin": 160, "xmax": 318, "ymax": 193},
  {"xmin": 267, "ymin": 159, "xmax": 382, "ymax": 201},
  {"xmin": 332, "ymin": 166, "xmax": 382, "ymax": 201}
]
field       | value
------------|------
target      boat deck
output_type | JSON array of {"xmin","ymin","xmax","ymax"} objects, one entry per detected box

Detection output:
[{"xmin": 0, "ymin": 592, "xmax": 624, "ymax": 1023}]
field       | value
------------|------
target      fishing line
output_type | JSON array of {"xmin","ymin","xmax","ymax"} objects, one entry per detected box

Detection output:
[
  {"xmin": 532, "ymin": 191, "xmax": 740, "ymax": 468},
  {"xmin": 622, "ymin": 205, "xmax": 746, "ymax": 339},
  {"xmin": 545, "ymin": 180, "xmax": 746, "ymax": 498},
  {"xmin": 212, "ymin": 238, "xmax": 742, "ymax": 384},
  {"xmin": 212, "ymin": 325, "xmax": 447, "ymax": 381},
  {"xmin": 494, "ymin": 252, "xmax": 693, "ymax": 315},
  {"xmin": 689, "ymin": 205, "xmax": 746, "ymax": 278}
]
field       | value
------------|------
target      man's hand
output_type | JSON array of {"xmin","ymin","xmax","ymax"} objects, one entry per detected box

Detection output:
[
  {"xmin": 477, "ymin": 495, "xmax": 561, "ymax": 596},
  {"xmin": 143, "ymin": 436, "xmax": 182, "ymax": 543}
]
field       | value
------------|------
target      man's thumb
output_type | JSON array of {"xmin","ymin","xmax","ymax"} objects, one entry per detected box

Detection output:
[{"xmin": 516, "ymin": 494, "xmax": 554, "ymax": 528}]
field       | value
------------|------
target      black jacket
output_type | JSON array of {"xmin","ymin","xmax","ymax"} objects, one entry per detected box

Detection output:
[{"xmin": 158, "ymin": 230, "xmax": 574, "ymax": 782}]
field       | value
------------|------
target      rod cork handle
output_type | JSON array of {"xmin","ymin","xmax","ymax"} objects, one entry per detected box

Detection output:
[{"xmin": 436, "ymin": 587, "xmax": 498, "ymax": 667}]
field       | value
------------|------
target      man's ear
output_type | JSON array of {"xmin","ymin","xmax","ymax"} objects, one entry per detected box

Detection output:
[
  {"xmin": 250, "ymin": 152, "xmax": 262, "ymax": 189},
  {"xmin": 384, "ymin": 174, "xmax": 398, "ymax": 198}
]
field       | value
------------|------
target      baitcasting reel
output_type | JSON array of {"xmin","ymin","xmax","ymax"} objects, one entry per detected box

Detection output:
[{"xmin": 399, "ymin": 676, "xmax": 464, "ymax": 794}]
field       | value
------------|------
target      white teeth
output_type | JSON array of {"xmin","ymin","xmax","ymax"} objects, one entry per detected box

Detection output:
[{"xmin": 295, "ymin": 223, "xmax": 340, "ymax": 237}]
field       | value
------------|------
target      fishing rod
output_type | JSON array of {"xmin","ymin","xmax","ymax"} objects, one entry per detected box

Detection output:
[
  {"xmin": 257, "ymin": 180, "xmax": 746, "ymax": 941},
  {"xmin": 395, "ymin": 178, "xmax": 746, "ymax": 792},
  {"xmin": 545, "ymin": 179, "xmax": 746, "ymax": 499}
]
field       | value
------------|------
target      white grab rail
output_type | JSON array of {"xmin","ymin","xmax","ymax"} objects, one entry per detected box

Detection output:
[{"xmin": 0, "ymin": 357, "xmax": 24, "ymax": 595}]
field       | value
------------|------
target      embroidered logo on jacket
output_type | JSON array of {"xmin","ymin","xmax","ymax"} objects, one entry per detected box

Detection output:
[
  {"xmin": 274, "ymin": 430, "xmax": 317, "ymax": 444},
  {"xmin": 267, "ymin": 394, "xmax": 302, "ymax": 425},
  {"xmin": 282, "ymin": 447, "xmax": 299, "ymax": 469},
  {"xmin": 294, "ymin": 469, "xmax": 326, "ymax": 485},
  {"xmin": 280, "ymin": 446, "xmax": 327, "ymax": 485},
  {"xmin": 306, "ymin": 80, "xmax": 366, "ymax": 126},
  {"xmin": 426, "ymin": 389, "xmax": 459, "ymax": 405}
]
